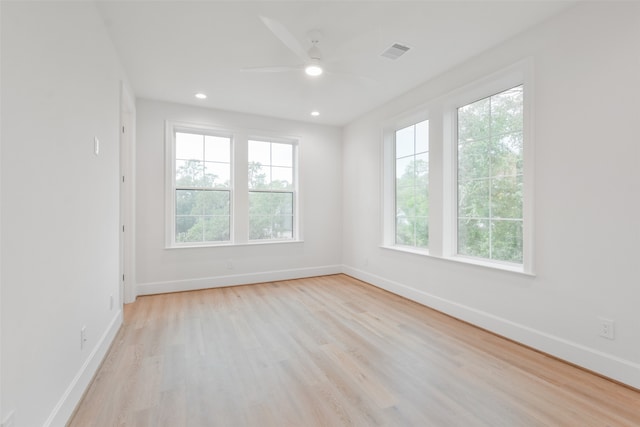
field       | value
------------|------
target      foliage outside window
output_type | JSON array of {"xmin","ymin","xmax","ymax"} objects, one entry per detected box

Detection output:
[
  {"xmin": 174, "ymin": 131, "xmax": 231, "ymax": 244},
  {"xmin": 457, "ymin": 85, "xmax": 523, "ymax": 263},
  {"xmin": 395, "ymin": 120, "xmax": 429, "ymax": 248},
  {"xmin": 248, "ymin": 140, "xmax": 295, "ymax": 240}
]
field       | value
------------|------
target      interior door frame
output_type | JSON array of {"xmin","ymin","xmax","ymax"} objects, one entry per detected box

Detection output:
[{"xmin": 120, "ymin": 81, "xmax": 136, "ymax": 304}]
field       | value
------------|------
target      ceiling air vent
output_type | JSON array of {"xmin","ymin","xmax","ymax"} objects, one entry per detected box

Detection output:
[{"xmin": 381, "ymin": 43, "xmax": 410, "ymax": 60}]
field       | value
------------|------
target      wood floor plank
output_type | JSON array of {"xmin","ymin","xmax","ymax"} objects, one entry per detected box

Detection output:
[{"xmin": 69, "ymin": 274, "xmax": 640, "ymax": 426}]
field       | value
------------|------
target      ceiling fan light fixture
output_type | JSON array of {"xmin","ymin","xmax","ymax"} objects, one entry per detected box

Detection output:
[{"xmin": 305, "ymin": 63, "xmax": 323, "ymax": 77}]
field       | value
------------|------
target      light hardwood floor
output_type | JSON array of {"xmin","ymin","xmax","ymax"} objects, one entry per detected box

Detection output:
[{"xmin": 70, "ymin": 274, "xmax": 640, "ymax": 426}]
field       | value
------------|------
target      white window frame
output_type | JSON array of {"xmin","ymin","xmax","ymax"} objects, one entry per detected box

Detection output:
[
  {"xmin": 165, "ymin": 121, "xmax": 302, "ymax": 248},
  {"xmin": 247, "ymin": 136, "xmax": 299, "ymax": 242},
  {"xmin": 444, "ymin": 62, "xmax": 534, "ymax": 274},
  {"xmin": 165, "ymin": 121, "xmax": 234, "ymax": 248},
  {"xmin": 382, "ymin": 108, "xmax": 430, "ymax": 254},
  {"xmin": 381, "ymin": 59, "xmax": 534, "ymax": 275}
]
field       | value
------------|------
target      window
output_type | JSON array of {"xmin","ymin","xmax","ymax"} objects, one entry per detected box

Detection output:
[
  {"xmin": 166, "ymin": 122, "xmax": 299, "ymax": 247},
  {"xmin": 382, "ymin": 60, "xmax": 532, "ymax": 273},
  {"xmin": 395, "ymin": 120, "xmax": 429, "ymax": 248},
  {"xmin": 173, "ymin": 131, "xmax": 232, "ymax": 244},
  {"xmin": 248, "ymin": 139, "xmax": 295, "ymax": 240},
  {"xmin": 457, "ymin": 86, "xmax": 523, "ymax": 263}
]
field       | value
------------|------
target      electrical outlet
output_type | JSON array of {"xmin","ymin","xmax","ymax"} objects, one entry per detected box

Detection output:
[
  {"xmin": 226, "ymin": 260, "xmax": 234, "ymax": 270},
  {"xmin": 110, "ymin": 295, "xmax": 114, "ymax": 310},
  {"xmin": 598, "ymin": 317, "xmax": 615, "ymax": 340},
  {"xmin": 2, "ymin": 410, "xmax": 16, "ymax": 427},
  {"xmin": 81, "ymin": 326, "xmax": 87, "ymax": 349}
]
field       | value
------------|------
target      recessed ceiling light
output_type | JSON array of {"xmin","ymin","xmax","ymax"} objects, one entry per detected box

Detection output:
[
  {"xmin": 195, "ymin": 93, "xmax": 207, "ymax": 99},
  {"xmin": 311, "ymin": 111, "xmax": 320, "ymax": 117}
]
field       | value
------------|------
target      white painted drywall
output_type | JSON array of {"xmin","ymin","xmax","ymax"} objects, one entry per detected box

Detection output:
[
  {"xmin": 342, "ymin": 2, "xmax": 640, "ymax": 388},
  {"xmin": 135, "ymin": 99, "xmax": 343, "ymax": 295},
  {"xmin": 1, "ymin": 2, "xmax": 129, "ymax": 425},
  {"xmin": 2, "ymin": 2, "xmax": 639, "ymax": 426}
]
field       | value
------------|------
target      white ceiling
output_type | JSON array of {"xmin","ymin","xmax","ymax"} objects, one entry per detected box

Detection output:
[{"xmin": 96, "ymin": 1, "xmax": 575, "ymax": 126}]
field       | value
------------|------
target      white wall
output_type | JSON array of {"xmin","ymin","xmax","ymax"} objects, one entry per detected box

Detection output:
[
  {"xmin": 135, "ymin": 99, "xmax": 343, "ymax": 295},
  {"xmin": 1, "ymin": 2, "xmax": 129, "ymax": 426},
  {"xmin": 342, "ymin": 2, "xmax": 640, "ymax": 388},
  {"xmin": 2, "ymin": 2, "xmax": 638, "ymax": 425}
]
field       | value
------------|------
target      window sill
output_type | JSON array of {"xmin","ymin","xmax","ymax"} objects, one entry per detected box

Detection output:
[
  {"xmin": 166, "ymin": 239, "xmax": 303, "ymax": 250},
  {"xmin": 381, "ymin": 245, "xmax": 430, "ymax": 257},
  {"xmin": 380, "ymin": 245, "xmax": 535, "ymax": 277}
]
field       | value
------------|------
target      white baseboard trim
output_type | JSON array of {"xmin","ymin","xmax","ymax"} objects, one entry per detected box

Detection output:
[
  {"xmin": 45, "ymin": 310, "xmax": 123, "ymax": 427},
  {"xmin": 342, "ymin": 265, "xmax": 640, "ymax": 390},
  {"xmin": 136, "ymin": 264, "xmax": 343, "ymax": 296}
]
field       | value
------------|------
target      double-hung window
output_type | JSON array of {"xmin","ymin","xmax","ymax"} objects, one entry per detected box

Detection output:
[
  {"xmin": 173, "ymin": 130, "xmax": 232, "ymax": 244},
  {"xmin": 248, "ymin": 139, "xmax": 295, "ymax": 241},
  {"xmin": 167, "ymin": 122, "xmax": 299, "ymax": 247}
]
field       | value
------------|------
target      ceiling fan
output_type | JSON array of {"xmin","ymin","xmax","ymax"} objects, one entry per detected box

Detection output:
[{"xmin": 241, "ymin": 16, "xmax": 330, "ymax": 78}]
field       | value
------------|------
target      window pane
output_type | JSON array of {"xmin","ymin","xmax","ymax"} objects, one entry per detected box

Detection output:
[
  {"xmin": 271, "ymin": 166, "xmax": 293, "ymax": 189},
  {"xmin": 176, "ymin": 214, "xmax": 230, "ymax": 243},
  {"xmin": 203, "ymin": 216, "xmax": 230, "ymax": 241},
  {"xmin": 271, "ymin": 143, "xmax": 293, "ymax": 167},
  {"xmin": 249, "ymin": 192, "xmax": 293, "ymax": 240},
  {"xmin": 249, "ymin": 216, "xmax": 271, "ymax": 240},
  {"xmin": 395, "ymin": 125, "xmax": 414, "ymax": 158},
  {"xmin": 458, "ymin": 97, "xmax": 491, "ymax": 142},
  {"xmin": 414, "ymin": 186, "xmax": 428, "ymax": 217},
  {"xmin": 395, "ymin": 120, "xmax": 429, "ymax": 249},
  {"xmin": 491, "ymin": 220, "xmax": 523, "ymax": 263},
  {"xmin": 458, "ymin": 139, "xmax": 490, "ymax": 181},
  {"xmin": 491, "ymin": 176, "xmax": 522, "ymax": 219},
  {"xmin": 414, "ymin": 216, "xmax": 428, "ymax": 249},
  {"xmin": 273, "ymin": 215, "xmax": 293, "ymax": 239},
  {"xmin": 249, "ymin": 215, "xmax": 293, "ymax": 240},
  {"xmin": 396, "ymin": 188, "xmax": 416, "ymax": 218},
  {"xmin": 415, "ymin": 152, "xmax": 428, "ymax": 188},
  {"xmin": 492, "ymin": 133, "xmax": 523, "ymax": 177},
  {"xmin": 175, "ymin": 190, "xmax": 230, "ymax": 243},
  {"xmin": 176, "ymin": 216, "xmax": 202, "ymax": 243},
  {"xmin": 204, "ymin": 135, "xmax": 230, "ymax": 163},
  {"xmin": 458, "ymin": 219, "xmax": 490, "ymax": 258},
  {"xmin": 249, "ymin": 192, "xmax": 292, "ymax": 216},
  {"xmin": 491, "ymin": 86, "xmax": 523, "ymax": 135},
  {"xmin": 201, "ymin": 190, "xmax": 230, "ymax": 216},
  {"xmin": 248, "ymin": 140, "xmax": 270, "ymax": 165},
  {"xmin": 176, "ymin": 190, "xmax": 196, "ymax": 215},
  {"xmin": 457, "ymin": 85, "xmax": 524, "ymax": 263},
  {"xmin": 176, "ymin": 159, "xmax": 203, "ymax": 187},
  {"xmin": 248, "ymin": 163, "xmax": 269, "ymax": 189},
  {"xmin": 395, "ymin": 217, "xmax": 414, "ymax": 246},
  {"xmin": 204, "ymin": 162, "xmax": 230, "ymax": 188},
  {"xmin": 396, "ymin": 156, "xmax": 414, "ymax": 183},
  {"xmin": 458, "ymin": 179, "xmax": 490, "ymax": 218},
  {"xmin": 176, "ymin": 132, "xmax": 203, "ymax": 160},
  {"xmin": 247, "ymin": 139, "xmax": 296, "ymax": 241}
]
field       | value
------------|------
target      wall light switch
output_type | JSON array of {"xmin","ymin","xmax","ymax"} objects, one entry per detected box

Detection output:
[{"xmin": 94, "ymin": 137, "xmax": 100, "ymax": 155}]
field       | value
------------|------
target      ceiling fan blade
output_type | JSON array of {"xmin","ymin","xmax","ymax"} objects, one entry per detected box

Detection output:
[
  {"xmin": 260, "ymin": 16, "xmax": 309, "ymax": 62},
  {"xmin": 325, "ymin": 69, "xmax": 378, "ymax": 86},
  {"xmin": 240, "ymin": 65, "xmax": 301, "ymax": 73}
]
